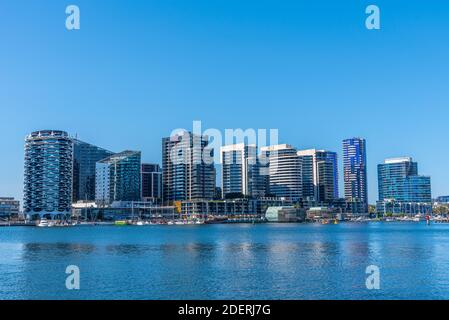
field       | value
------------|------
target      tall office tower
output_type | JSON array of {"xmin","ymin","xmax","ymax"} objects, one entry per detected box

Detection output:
[
  {"xmin": 260, "ymin": 144, "xmax": 302, "ymax": 201},
  {"xmin": 23, "ymin": 130, "xmax": 73, "ymax": 219},
  {"xmin": 221, "ymin": 143, "xmax": 265, "ymax": 199},
  {"xmin": 378, "ymin": 157, "xmax": 431, "ymax": 203},
  {"xmin": 162, "ymin": 131, "xmax": 216, "ymax": 204},
  {"xmin": 72, "ymin": 139, "xmax": 114, "ymax": 203},
  {"xmin": 95, "ymin": 151, "xmax": 141, "ymax": 205},
  {"xmin": 141, "ymin": 163, "xmax": 162, "ymax": 202},
  {"xmin": 297, "ymin": 149, "xmax": 339, "ymax": 204},
  {"xmin": 343, "ymin": 138, "xmax": 368, "ymax": 212}
]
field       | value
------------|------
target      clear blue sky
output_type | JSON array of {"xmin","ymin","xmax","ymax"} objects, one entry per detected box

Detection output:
[{"xmin": 1, "ymin": 0, "xmax": 448, "ymax": 204}]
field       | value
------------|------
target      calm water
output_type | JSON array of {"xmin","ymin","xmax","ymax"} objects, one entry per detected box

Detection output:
[{"xmin": 1, "ymin": 222, "xmax": 449, "ymax": 300}]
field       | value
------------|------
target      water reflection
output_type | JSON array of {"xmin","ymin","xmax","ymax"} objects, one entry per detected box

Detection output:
[{"xmin": 2, "ymin": 223, "xmax": 449, "ymax": 299}]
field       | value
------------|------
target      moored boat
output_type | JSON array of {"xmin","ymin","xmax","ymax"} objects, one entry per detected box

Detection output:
[{"xmin": 37, "ymin": 218, "xmax": 49, "ymax": 227}]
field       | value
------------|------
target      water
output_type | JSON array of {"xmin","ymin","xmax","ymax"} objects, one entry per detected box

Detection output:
[{"xmin": 1, "ymin": 222, "xmax": 449, "ymax": 300}]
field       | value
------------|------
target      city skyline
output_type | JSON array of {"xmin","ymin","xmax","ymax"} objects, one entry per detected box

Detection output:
[
  {"xmin": 11, "ymin": 128, "xmax": 441, "ymax": 208},
  {"xmin": 1, "ymin": 1, "xmax": 449, "ymax": 203}
]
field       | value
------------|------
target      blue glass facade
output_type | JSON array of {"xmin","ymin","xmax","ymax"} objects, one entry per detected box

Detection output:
[
  {"xmin": 377, "ymin": 157, "xmax": 431, "ymax": 214},
  {"xmin": 95, "ymin": 151, "xmax": 141, "ymax": 205},
  {"xmin": 73, "ymin": 139, "xmax": 114, "ymax": 203},
  {"xmin": 343, "ymin": 138, "xmax": 368, "ymax": 212}
]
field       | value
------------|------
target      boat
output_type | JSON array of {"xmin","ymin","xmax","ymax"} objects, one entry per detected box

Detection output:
[
  {"xmin": 167, "ymin": 221, "xmax": 174, "ymax": 225},
  {"xmin": 136, "ymin": 221, "xmax": 144, "ymax": 226},
  {"xmin": 114, "ymin": 220, "xmax": 127, "ymax": 226},
  {"xmin": 37, "ymin": 218, "xmax": 49, "ymax": 227}
]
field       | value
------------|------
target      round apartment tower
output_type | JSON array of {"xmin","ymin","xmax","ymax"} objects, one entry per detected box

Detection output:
[{"xmin": 23, "ymin": 130, "xmax": 73, "ymax": 220}]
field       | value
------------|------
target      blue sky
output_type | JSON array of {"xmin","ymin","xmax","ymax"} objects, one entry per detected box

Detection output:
[{"xmin": 1, "ymin": 0, "xmax": 448, "ymax": 204}]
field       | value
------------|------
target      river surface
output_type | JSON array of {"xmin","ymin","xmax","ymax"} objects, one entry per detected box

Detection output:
[{"xmin": 1, "ymin": 222, "xmax": 449, "ymax": 300}]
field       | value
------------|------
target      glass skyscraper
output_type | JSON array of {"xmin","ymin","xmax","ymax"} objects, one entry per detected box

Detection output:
[
  {"xmin": 297, "ymin": 149, "xmax": 338, "ymax": 204},
  {"xmin": 260, "ymin": 144, "xmax": 302, "ymax": 201},
  {"xmin": 221, "ymin": 143, "xmax": 266, "ymax": 199},
  {"xmin": 162, "ymin": 131, "xmax": 216, "ymax": 204},
  {"xmin": 95, "ymin": 150, "xmax": 141, "ymax": 205},
  {"xmin": 377, "ymin": 157, "xmax": 431, "ymax": 214},
  {"xmin": 73, "ymin": 139, "xmax": 114, "ymax": 203},
  {"xmin": 23, "ymin": 130, "xmax": 73, "ymax": 220},
  {"xmin": 343, "ymin": 138, "xmax": 368, "ymax": 213},
  {"xmin": 141, "ymin": 163, "xmax": 162, "ymax": 202}
]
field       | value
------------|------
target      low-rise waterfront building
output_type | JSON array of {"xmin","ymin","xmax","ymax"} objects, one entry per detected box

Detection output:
[
  {"xmin": 72, "ymin": 201, "xmax": 176, "ymax": 221},
  {"xmin": 181, "ymin": 197, "xmax": 292, "ymax": 218},
  {"xmin": 306, "ymin": 207, "xmax": 336, "ymax": 221},
  {"xmin": 265, "ymin": 206, "xmax": 305, "ymax": 222},
  {"xmin": 0, "ymin": 197, "xmax": 20, "ymax": 219},
  {"xmin": 436, "ymin": 196, "xmax": 449, "ymax": 203},
  {"xmin": 376, "ymin": 199, "xmax": 432, "ymax": 216}
]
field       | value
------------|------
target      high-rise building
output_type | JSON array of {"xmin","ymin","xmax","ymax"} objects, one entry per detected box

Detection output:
[
  {"xmin": 260, "ymin": 144, "xmax": 302, "ymax": 201},
  {"xmin": 377, "ymin": 157, "xmax": 431, "ymax": 203},
  {"xmin": 0, "ymin": 197, "xmax": 20, "ymax": 218},
  {"xmin": 221, "ymin": 143, "xmax": 265, "ymax": 198},
  {"xmin": 162, "ymin": 131, "xmax": 216, "ymax": 204},
  {"xmin": 343, "ymin": 138, "xmax": 368, "ymax": 212},
  {"xmin": 95, "ymin": 151, "xmax": 141, "ymax": 205},
  {"xmin": 297, "ymin": 149, "xmax": 339, "ymax": 204},
  {"xmin": 23, "ymin": 130, "xmax": 73, "ymax": 219},
  {"xmin": 72, "ymin": 139, "xmax": 114, "ymax": 203},
  {"xmin": 377, "ymin": 157, "xmax": 432, "ymax": 215},
  {"xmin": 141, "ymin": 163, "xmax": 162, "ymax": 202}
]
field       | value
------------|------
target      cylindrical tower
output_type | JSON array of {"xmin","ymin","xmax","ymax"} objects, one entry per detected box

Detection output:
[{"xmin": 23, "ymin": 130, "xmax": 73, "ymax": 220}]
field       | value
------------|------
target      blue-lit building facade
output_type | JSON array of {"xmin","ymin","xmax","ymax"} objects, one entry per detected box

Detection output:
[
  {"xmin": 377, "ymin": 157, "xmax": 432, "ymax": 215},
  {"xmin": 343, "ymin": 138, "xmax": 368, "ymax": 213},
  {"xmin": 23, "ymin": 130, "xmax": 73, "ymax": 220},
  {"xmin": 73, "ymin": 139, "xmax": 114, "ymax": 203}
]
